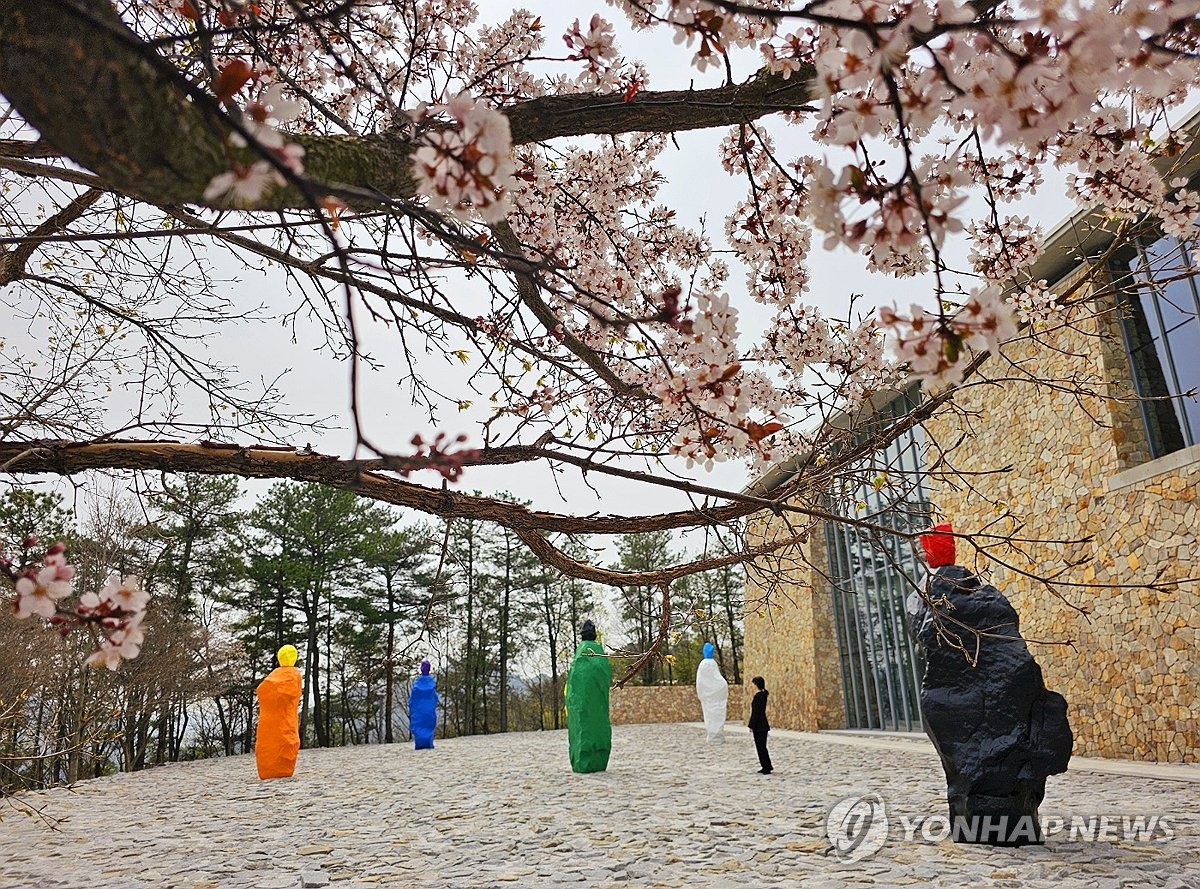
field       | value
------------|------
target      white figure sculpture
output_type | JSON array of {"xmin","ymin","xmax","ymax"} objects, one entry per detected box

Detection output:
[{"xmin": 695, "ymin": 642, "xmax": 729, "ymax": 743}]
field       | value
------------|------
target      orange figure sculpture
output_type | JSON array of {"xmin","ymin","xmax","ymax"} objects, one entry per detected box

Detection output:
[{"xmin": 255, "ymin": 644, "xmax": 303, "ymax": 779}]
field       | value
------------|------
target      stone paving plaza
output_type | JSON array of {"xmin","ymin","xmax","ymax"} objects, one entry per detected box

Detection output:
[{"xmin": 1, "ymin": 723, "xmax": 1198, "ymax": 889}]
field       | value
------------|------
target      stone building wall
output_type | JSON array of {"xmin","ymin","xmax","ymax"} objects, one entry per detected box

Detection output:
[
  {"xmin": 742, "ymin": 526, "xmax": 846, "ymax": 733},
  {"xmin": 743, "ymin": 263, "xmax": 1199, "ymax": 761},
  {"xmin": 610, "ymin": 684, "xmax": 744, "ymax": 725}
]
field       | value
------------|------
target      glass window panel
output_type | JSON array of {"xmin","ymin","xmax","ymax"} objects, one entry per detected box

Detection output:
[
  {"xmin": 1162, "ymin": 245, "xmax": 1200, "ymax": 441},
  {"xmin": 1154, "ymin": 279, "xmax": 1198, "ymax": 339},
  {"xmin": 1137, "ymin": 288, "xmax": 1167, "ymax": 344},
  {"xmin": 1114, "ymin": 233, "xmax": 1200, "ymax": 457},
  {"xmin": 1142, "ymin": 233, "xmax": 1188, "ymax": 276},
  {"xmin": 1180, "ymin": 395, "xmax": 1200, "ymax": 444},
  {"xmin": 1164, "ymin": 314, "xmax": 1200, "ymax": 441}
]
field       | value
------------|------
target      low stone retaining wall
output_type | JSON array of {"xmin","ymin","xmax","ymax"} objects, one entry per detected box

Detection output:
[{"xmin": 611, "ymin": 683, "xmax": 745, "ymax": 725}]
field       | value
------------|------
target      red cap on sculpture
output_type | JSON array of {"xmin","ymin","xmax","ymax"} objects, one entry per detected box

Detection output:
[{"xmin": 920, "ymin": 522, "xmax": 956, "ymax": 568}]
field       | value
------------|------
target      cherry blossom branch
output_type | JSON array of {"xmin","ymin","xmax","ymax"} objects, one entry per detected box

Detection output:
[
  {"xmin": 0, "ymin": 137, "xmax": 59, "ymax": 158},
  {"xmin": 0, "ymin": 0, "xmax": 816, "ymax": 212},
  {"xmin": 611, "ymin": 581, "xmax": 672, "ymax": 687},
  {"xmin": 0, "ymin": 438, "xmax": 764, "ymax": 536},
  {"xmin": 489, "ymin": 220, "xmax": 651, "ymax": 400},
  {"xmin": 0, "ymin": 435, "xmax": 1084, "ymax": 571},
  {"xmin": 2, "ymin": 539, "xmax": 149, "ymax": 669}
]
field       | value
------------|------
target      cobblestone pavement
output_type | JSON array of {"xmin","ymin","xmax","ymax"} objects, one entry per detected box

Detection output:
[{"xmin": 2, "ymin": 723, "xmax": 1197, "ymax": 889}]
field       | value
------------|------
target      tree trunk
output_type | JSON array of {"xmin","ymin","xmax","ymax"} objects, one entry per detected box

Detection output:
[
  {"xmin": 723, "ymin": 571, "xmax": 742, "ymax": 684},
  {"xmin": 32, "ymin": 692, "xmax": 46, "ymax": 788},
  {"xmin": 215, "ymin": 695, "xmax": 232, "ymax": 756},
  {"xmin": 384, "ymin": 576, "xmax": 396, "ymax": 743},
  {"xmin": 154, "ymin": 709, "xmax": 169, "ymax": 765},
  {"xmin": 362, "ymin": 657, "xmax": 372, "ymax": 745},
  {"xmin": 173, "ymin": 697, "xmax": 188, "ymax": 760},
  {"xmin": 324, "ymin": 596, "xmax": 333, "ymax": 746},
  {"xmin": 464, "ymin": 526, "xmax": 478, "ymax": 735},
  {"xmin": 248, "ymin": 653, "xmax": 261, "ymax": 754},
  {"xmin": 134, "ymin": 706, "xmax": 152, "ymax": 771},
  {"xmin": 308, "ymin": 617, "xmax": 328, "ymax": 747},
  {"xmin": 498, "ymin": 541, "xmax": 511, "ymax": 734},
  {"xmin": 275, "ymin": 585, "xmax": 286, "ymax": 653},
  {"xmin": 0, "ymin": 0, "xmax": 814, "ymax": 210},
  {"xmin": 339, "ymin": 661, "xmax": 349, "ymax": 745},
  {"xmin": 543, "ymin": 580, "xmax": 560, "ymax": 731}
]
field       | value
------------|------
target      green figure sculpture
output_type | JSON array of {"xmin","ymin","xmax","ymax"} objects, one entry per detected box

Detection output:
[{"xmin": 566, "ymin": 619, "xmax": 612, "ymax": 773}]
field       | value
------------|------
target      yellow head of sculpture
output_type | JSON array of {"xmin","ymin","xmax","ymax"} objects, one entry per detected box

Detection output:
[{"xmin": 277, "ymin": 644, "xmax": 299, "ymax": 667}]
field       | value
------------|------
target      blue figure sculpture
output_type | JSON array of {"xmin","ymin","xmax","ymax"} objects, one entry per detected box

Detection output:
[{"xmin": 409, "ymin": 659, "xmax": 439, "ymax": 750}]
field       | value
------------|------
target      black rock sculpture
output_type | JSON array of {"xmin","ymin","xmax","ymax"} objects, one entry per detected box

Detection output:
[{"xmin": 911, "ymin": 563, "xmax": 1073, "ymax": 846}]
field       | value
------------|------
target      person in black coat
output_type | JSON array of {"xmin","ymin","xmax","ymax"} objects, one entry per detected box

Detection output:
[{"xmin": 747, "ymin": 676, "xmax": 772, "ymax": 774}]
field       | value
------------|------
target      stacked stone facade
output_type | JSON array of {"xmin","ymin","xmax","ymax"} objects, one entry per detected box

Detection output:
[
  {"xmin": 742, "ymin": 526, "xmax": 846, "ymax": 732},
  {"xmin": 744, "ymin": 263, "xmax": 1200, "ymax": 762},
  {"xmin": 610, "ymin": 683, "xmax": 744, "ymax": 725}
]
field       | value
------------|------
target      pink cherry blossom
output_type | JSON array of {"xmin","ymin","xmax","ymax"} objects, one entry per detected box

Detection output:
[
  {"xmin": 1009, "ymin": 280, "xmax": 1061, "ymax": 326},
  {"xmin": 412, "ymin": 93, "xmax": 516, "ymax": 222},
  {"xmin": 879, "ymin": 285, "xmax": 1018, "ymax": 388},
  {"xmin": 14, "ymin": 565, "xmax": 73, "ymax": 619},
  {"xmin": 80, "ymin": 605, "xmax": 148, "ymax": 670},
  {"xmin": 85, "ymin": 640, "xmax": 127, "ymax": 671},
  {"xmin": 99, "ymin": 574, "xmax": 150, "ymax": 614},
  {"xmin": 9, "ymin": 539, "xmax": 150, "ymax": 669},
  {"xmin": 203, "ymin": 161, "xmax": 280, "ymax": 207},
  {"xmin": 564, "ymin": 15, "xmax": 619, "ymax": 85},
  {"xmin": 203, "ymin": 75, "xmax": 307, "ymax": 208},
  {"xmin": 1162, "ymin": 179, "xmax": 1200, "ymax": 241}
]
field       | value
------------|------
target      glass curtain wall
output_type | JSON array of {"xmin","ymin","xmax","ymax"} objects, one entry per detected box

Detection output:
[
  {"xmin": 825, "ymin": 389, "xmax": 930, "ymax": 732},
  {"xmin": 1112, "ymin": 234, "xmax": 1200, "ymax": 458}
]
